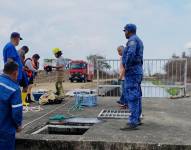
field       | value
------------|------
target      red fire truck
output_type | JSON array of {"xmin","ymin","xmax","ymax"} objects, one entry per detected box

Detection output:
[{"xmin": 69, "ymin": 60, "xmax": 94, "ymax": 82}]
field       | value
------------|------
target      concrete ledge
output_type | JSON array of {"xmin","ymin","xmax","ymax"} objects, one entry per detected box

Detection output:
[
  {"xmin": 16, "ymin": 97, "xmax": 191, "ymax": 150},
  {"xmin": 16, "ymin": 137, "xmax": 191, "ymax": 150}
]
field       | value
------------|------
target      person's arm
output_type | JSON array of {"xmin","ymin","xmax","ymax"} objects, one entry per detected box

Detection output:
[
  {"xmin": 21, "ymin": 52, "xmax": 25, "ymax": 65},
  {"xmin": 122, "ymin": 47, "xmax": 127, "ymax": 68},
  {"xmin": 6, "ymin": 45, "xmax": 17, "ymax": 62},
  {"xmin": 52, "ymin": 65, "xmax": 64, "ymax": 69},
  {"xmin": 119, "ymin": 66, "xmax": 125, "ymax": 80},
  {"xmin": 123, "ymin": 40, "xmax": 137, "ymax": 69},
  {"xmin": 25, "ymin": 60, "xmax": 38, "ymax": 72},
  {"xmin": 10, "ymin": 89, "xmax": 23, "ymax": 132}
]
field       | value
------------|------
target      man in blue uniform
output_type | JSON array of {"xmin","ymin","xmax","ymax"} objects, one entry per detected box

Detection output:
[
  {"xmin": 121, "ymin": 24, "xmax": 143, "ymax": 130},
  {"xmin": 3, "ymin": 32, "xmax": 29, "ymax": 106},
  {"xmin": 0, "ymin": 62, "xmax": 23, "ymax": 150},
  {"xmin": 3, "ymin": 32, "xmax": 23, "ymax": 82}
]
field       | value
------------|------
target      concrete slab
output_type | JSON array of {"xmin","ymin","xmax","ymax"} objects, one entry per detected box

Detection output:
[{"xmin": 16, "ymin": 97, "xmax": 191, "ymax": 150}]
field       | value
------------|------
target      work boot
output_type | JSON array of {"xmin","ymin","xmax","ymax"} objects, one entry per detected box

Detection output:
[
  {"xmin": 55, "ymin": 92, "xmax": 59, "ymax": 95},
  {"xmin": 137, "ymin": 122, "xmax": 144, "ymax": 126},
  {"xmin": 26, "ymin": 94, "xmax": 35, "ymax": 103},
  {"xmin": 120, "ymin": 105, "xmax": 128, "ymax": 109},
  {"xmin": 56, "ymin": 93, "xmax": 65, "ymax": 100},
  {"xmin": 120, "ymin": 124, "xmax": 138, "ymax": 131},
  {"xmin": 116, "ymin": 100, "xmax": 124, "ymax": 105},
  {"xmin": 22, "ymin": 92, "xmax": 29, "ymax": 106}
]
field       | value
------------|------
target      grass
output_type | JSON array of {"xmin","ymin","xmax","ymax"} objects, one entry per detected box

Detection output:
[
  {"xmin": 167, "ymin": 88, "xmax": 180, "ymax": 96},
  {"xmin": 151, "ymin": 79, "xmax": 180, "ymax": 96},
  {"xmin": 151, "ymin": 79, "xmax": 162, "ymax": 85}
]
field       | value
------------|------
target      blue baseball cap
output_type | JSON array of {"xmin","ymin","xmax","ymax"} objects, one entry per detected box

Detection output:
[
  {"xmin": 10, "ymin": 32, "xmax": 23, "ymax": 40},
  {"xmin": 123, "ymin": 24, "xmax": 137, "ymax": 33}
]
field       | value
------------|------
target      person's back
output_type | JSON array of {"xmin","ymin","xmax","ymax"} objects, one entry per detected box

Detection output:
[
  {"xmin": 124, "ymin": 34, "xmax": 143, "ymax": 76},
  {"xmin": 56, "ymin": 55, "xmax": 65, "ymax": 71},
  {"xmin": 119, "ymin": 56, "xmax": 125, "ymax": 80},
  {"xmin": 3, "ymin": 42, "xmax": 21, "ymax": 63},
  {"xmin": 0, "ymin": 62, "xmax": 23, "ymax": 150},
  {"xmin": 0, "ymin": 75, "xmax": 21, "ymax": 133}
]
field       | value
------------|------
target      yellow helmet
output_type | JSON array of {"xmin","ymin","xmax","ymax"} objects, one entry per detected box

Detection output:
[{"xmin": 52, "ymin": 48, "xmax": 61, "ymax": 54}]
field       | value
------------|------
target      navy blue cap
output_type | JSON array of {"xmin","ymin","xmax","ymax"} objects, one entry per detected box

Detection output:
[
  {"xmin": 123, "ymin": 24, "xmax": 137, "ymax": 33},
  {"xmin": 10, "ymin": 32, "xmax": 23, "ymax": 40}
]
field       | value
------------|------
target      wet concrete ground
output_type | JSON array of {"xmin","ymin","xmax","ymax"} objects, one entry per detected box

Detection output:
[{"xmin": 16, "ymin": 97, "xmax": 191, "ymax": 150}]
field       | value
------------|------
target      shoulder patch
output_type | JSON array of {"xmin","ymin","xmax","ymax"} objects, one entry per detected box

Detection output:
[{"xmin": 128, "ymin": 41, "xmax": 136, "ymax": 46}]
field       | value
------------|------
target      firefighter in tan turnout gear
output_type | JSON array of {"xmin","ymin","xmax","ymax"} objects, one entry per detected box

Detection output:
[{"xmin": 51, "ymin": 48, "xmax": 66, "ymax": 97}]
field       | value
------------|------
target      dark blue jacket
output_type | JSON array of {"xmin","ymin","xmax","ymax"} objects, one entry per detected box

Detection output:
[
  {"xmin": 3, "ymin": 42, "xmax": 23, "ymax": 81},
  {"xmin": 122, "ymin": 34, "xmax": 144, "ymax": 76},
  {"xmin": 0, "ymin": 74, "xmax": 23, "ymax": 134}
]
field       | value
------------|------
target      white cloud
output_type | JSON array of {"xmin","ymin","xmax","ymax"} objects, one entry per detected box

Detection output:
[
  {"xmin": 0, "ymin": 0, "xmax": 191, "ymax": 69},
  {"xmin": 185, "ymin": 42, "xmax": 191, "ymax": 49}
]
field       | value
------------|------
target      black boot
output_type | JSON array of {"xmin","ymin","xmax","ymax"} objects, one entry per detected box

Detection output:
[
  {"xmin": 120, "ymin": 124, "xmax": 139, "ymax": 131},
  {"xmin": 27, "ymin": 94, "xmax": 34, "ymax": 103}
]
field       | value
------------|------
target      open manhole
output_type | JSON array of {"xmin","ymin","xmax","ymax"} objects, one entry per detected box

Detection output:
[
  {"xmin": 32, "ymin": 125, "xmax": 90, "ymax": 135},
  {"xmin": 33, "ymin": 117, "xmax": 103, "ymax": 135}
]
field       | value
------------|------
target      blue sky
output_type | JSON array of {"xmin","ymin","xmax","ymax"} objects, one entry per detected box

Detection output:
[{"xmin": 0, "ymin": 0, "xmax": 191, "ymax": 68}]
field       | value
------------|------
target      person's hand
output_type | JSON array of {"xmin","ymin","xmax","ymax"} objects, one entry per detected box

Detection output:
[
  {"xmin": 119, "ymin": 74, "xmax": 123, "ymax": 81},
  {"xmin": 16, "ymin": 126, "xmax": 22, "ymax": 133},
  {"xmin": 118, "ymin": 77, "xmax": 122, "ymax": 82}
]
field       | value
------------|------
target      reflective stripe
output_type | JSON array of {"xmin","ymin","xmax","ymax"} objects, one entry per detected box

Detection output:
[
  {"xmin": 0, "ymin": 82, "xmax": 16, "ymax": 92},
  {"xmin": 12, "ymin": 104, "xmax": 22, "ymax": 108}
]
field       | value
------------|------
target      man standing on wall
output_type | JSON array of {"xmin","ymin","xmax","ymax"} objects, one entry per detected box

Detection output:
[
  {"xmin": 3, "ymin": 32, "xmax": 29, "ymax": 106},
  {"xmin": 121, "ymin": 24, "xmax": 143, "ymax": 130}
]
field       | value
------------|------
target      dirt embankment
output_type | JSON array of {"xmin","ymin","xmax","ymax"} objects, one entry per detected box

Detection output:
[
  {"xmin": 33, "ymin": 81, "xmax": 97, "ymax": 92},
  {"xmin": 33, "ymin": 70, "xmax": 97, "ymax": 92}
]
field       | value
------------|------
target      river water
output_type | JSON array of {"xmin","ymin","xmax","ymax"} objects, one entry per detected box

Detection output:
[{"xmin": 141, "ymin": 81, "xmax": 170, "ymax": 97}]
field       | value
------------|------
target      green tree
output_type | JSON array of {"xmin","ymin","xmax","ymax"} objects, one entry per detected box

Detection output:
[{"xmin": 87, "ymin": 54, "xmax": 111, "ymax": 71}]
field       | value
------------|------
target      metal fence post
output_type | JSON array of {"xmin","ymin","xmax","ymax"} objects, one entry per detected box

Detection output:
[
  {"xmin": 96, "ymin": 59, "xmax": 99, "ymax": 96},
  {"xmin": 184, "ymin": 59, "xmax": 188, "ymax": 96}
]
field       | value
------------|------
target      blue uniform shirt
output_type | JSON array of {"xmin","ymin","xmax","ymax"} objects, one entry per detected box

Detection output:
[
  {"xmin": 0, "ymin": 74, "xmax": 23, "ymax": 134},
  {"xmin": 122, "ymin": 34, "xmax": 144, "ymax": 76},
  {"xmin": 3, "ymin": 42, "xmax": 23, "ymax": 81}
]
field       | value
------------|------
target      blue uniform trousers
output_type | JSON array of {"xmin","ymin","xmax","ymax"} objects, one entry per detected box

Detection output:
[
  {"xmin": 125, "ymin": 75, "xmax": 142, "ymax": 126},
  {"xmin": 119, "ymin": 80, "xmax": 127, "ymax": 105},
  {"xmin": 0, "ymin": 131, "xmax": 15, "ymax": 150}
]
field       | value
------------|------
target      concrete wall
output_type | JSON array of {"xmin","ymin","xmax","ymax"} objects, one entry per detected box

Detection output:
[{"xmin": 16, "ymin": 138, "xmax": 191, "ymax": 150}]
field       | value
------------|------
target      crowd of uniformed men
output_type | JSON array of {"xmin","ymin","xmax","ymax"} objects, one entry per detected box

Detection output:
[{"xmin": 0, "ymin": 23, "xmax": 143, "ymax": 149}]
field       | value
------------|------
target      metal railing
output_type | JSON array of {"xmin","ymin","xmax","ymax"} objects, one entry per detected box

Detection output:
[{"xmin": 96, "ymin": 58, "xmax": 187, "ymax": 97}]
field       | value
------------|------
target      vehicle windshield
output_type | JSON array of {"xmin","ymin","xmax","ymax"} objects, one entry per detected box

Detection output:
[{"xmin": 70, "ymin": 63, "xmax": 85, "ymax": 69}]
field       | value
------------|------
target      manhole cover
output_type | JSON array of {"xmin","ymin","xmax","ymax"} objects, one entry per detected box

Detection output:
[
  {"xmin": 64, "ymin": 117, "xmax": 103, "ymax": 126},
  {"xmin": 48, "ymin": 117, "xmax": 103, "ymax": 126},
  {"xmin": 97, "ymin": 109, "xmax": 130, "ymax": 119}
]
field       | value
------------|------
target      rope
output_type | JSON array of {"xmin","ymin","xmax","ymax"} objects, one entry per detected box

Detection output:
[
  {"xmin": 66, "ymin": 95, "xmax": 84, "ymax": 117},
  {"xmin": 23, "ymin": 106, "xmax": 44, "ymax": 113},
  {"xmin": 23, "ymin": 100, "xmax": 70, "ymax": 128}
]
